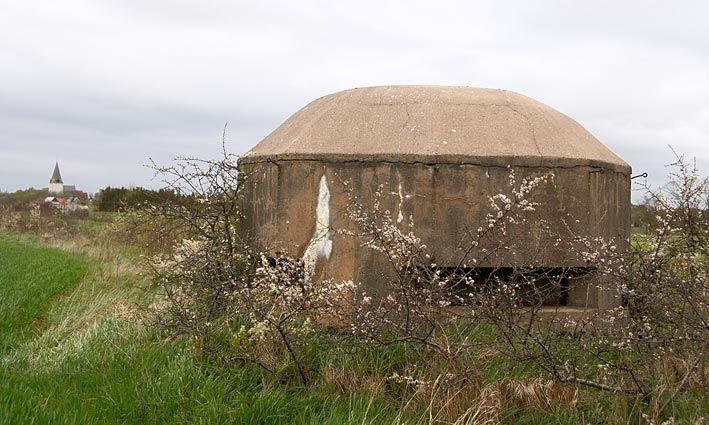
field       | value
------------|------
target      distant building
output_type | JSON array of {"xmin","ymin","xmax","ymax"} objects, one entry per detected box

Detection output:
[
  {"xmin": 48, "ymin": 162, "xmax": 76, "ymax": 195},
  {"xmin": 44, "ymin": 196, "xmax": 65, "ymax": 205}
]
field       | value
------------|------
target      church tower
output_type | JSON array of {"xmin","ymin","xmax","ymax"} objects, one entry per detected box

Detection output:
[{"xmin": 49, "ymin": 162, "xmax": 64, "ymax": 194}]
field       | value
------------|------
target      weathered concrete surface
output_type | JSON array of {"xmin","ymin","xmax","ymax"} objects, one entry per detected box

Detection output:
[
  {"xmin": 240, "ymin": 86, "xmax": 630, "ymax": 173},
  {"xmin": 238, "ymin": 86, "xmax": 631, "ymax": 310}
]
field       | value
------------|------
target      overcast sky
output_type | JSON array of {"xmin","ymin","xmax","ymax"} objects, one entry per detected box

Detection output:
[{"xmin": 1, "ymin": 1, "xmax": 708, "ymax": 202}]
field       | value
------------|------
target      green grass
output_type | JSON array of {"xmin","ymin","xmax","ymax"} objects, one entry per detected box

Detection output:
[
  {"xmin": 0, "ymin": 230, "xmax": 621, "ymax": 423},
  {"xmin": 0, "ymin": 232, "xmax": 88, "ymax": 351},
  {"xmin": 1, "ymin": 318, "xmax": 400, "ymax": 424},
  {"xmin": 0, "ymin": 231, "xmax": 403, "ymax": 424},
  {"xmin": 4, "ymin": 227, "xmax": 706, "ymax": 423},
  {"xmin": 77, "ymin": 210, "xmax": 119, "ymax": 233}
]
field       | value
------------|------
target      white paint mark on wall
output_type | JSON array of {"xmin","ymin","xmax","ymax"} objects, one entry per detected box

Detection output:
[
  {"xmin": 303, "ymin": 175, "xmax": 332, "ymax": 283},
  {"xmin": 397, "ymin": 184, "xmax": 405, "ymax": 223},
  {"xmin": 392, "ymin": 183, "xmax": 412, "ymax": 224}
]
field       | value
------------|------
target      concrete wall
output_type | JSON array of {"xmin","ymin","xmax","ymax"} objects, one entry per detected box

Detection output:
[{"xmin": 238, "ymin": 159, "xmax": 630, "ymax": 309}]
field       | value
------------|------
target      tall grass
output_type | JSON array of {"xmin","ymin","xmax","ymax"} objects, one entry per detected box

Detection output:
[
  {"xmin": 0, "ymin": 232, "xmax": 88, "ymax": 351},
  {"xmin": 4, "ymin": 223, "xmax": 704, "ymax": 423},
  {"xmin": 0, "ymin": 230, "xmax": 620, "ymax": 423},
  {"xmin": 0, "ymin": 231, "xmax": 406, "ymax": 424}
]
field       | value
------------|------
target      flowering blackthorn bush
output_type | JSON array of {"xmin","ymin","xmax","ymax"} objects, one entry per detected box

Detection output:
[
  {"xmin": 474, "ymin": 154, "xmax": 709, "ymax": 421},
  {"xmin": 144, "ymin": 150, "xmax": 354, "ymax": 386},
  {"xmin": 144, "ymin": 143, "xmax": 708, "ymax": 421},
  {"xmin": 339, "ymin": 169, "xmax": 556, "ymax": 372}
]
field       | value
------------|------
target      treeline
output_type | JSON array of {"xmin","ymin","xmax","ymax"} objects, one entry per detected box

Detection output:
[
  {"xmin": 0, "ymin": 187, "xmax": 49, "ymax": 205},
  {"xmin": 93, "ymin": 187, "xmax": 186, "ymax": 212},
  {"xmin": 631, "ymin": 203, "xmax": 656, "ymax": 231}
]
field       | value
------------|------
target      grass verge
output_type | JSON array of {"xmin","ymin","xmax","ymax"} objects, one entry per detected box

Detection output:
[
  {"xmin": 0, "ymin": 231, "xmax": 405, "ymax": 424},
  {"xmin": 5, "ymin": 227, "xmax": 702, "ymax": 423}
]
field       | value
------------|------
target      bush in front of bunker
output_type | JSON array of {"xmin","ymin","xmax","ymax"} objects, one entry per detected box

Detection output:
[
  {"xmin": 340, "ymin": 153, "xmax": 709, "ymax": 421},
  {"xmin": 143, "ymin": 148, "xmax": 709, "ymax": 420}
]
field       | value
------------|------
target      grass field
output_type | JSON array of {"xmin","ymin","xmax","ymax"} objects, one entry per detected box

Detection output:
[
  {"xmin": 0, "ymin": 231, "xmax": 407, "ymax": 424},
  {"xmin": 0, "ymin": 230, "xmax": 583, "ymax": 424},
  {"xmin": 0, "ymin": 233, "xmax": 88, "ymax": 351},
  {"xmin": 2, "ymin": 223, "xmax": 706, "ymax": 423},
  {"xmin": 0, "ymin": 230, "xmax": 614, "ymax": 424}
]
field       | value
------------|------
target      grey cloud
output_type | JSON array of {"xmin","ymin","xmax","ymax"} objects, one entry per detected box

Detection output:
[{"xmin": 0, "ymin": 0, "xmax": 707, "ymax": 202}]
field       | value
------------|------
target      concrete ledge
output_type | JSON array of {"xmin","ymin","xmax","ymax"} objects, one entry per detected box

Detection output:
[{"xmin": 239, "ymin": 154, "xmax": 631, "ymax": 174}]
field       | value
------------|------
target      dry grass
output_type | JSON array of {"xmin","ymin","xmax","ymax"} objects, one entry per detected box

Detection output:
[
  {"xmin": 450, "ymin": 378, "xmax": 578, "ymax": 425},
  {"xmin": 319, "ymin": 364, "xmax": 384, "ymax": 396},
  {"xmin": 655, "ymin": 355, "xmax": 709, "ymax": 388}
]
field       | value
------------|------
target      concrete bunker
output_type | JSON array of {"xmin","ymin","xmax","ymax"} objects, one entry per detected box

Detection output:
[{"xmin": 238, "ymin": 86, "xmax": 631, "ymax": 311}]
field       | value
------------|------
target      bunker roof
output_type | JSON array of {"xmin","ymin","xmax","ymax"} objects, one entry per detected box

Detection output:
[{"xmin": 242, "ymin": 86, "xmax": 631, "ymax": 173}]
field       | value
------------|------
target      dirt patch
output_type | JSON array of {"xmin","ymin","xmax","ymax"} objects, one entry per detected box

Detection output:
[{"xmin": 30, "ymin": 316, "xmax": 45, "ymax": 332}]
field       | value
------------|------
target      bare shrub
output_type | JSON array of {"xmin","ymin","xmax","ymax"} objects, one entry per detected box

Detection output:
[
  {"xmin": 471, "ymin": 153, "xmax": 709, "ymax": 421},
  {"xmin": 329, "ymin": 169, "xmax": 565, "ymax": 423},
  {"xmin": 341, "ymin": 183, "xmax": 446, "ymax": 348},
  {"xmin": 143, "ymin": 141, "xmax": 708, "ymax": 422},
  {"xmin": 341, "ymin": 170, "xmax": 551, "ymax": 345},
  {"xmin": 339, "ymin": 155, "xmax": 708, "ymax": 420},
  {"xmin": 142, "ymin": 148, "xmax": 355, "ymax": 386}
]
